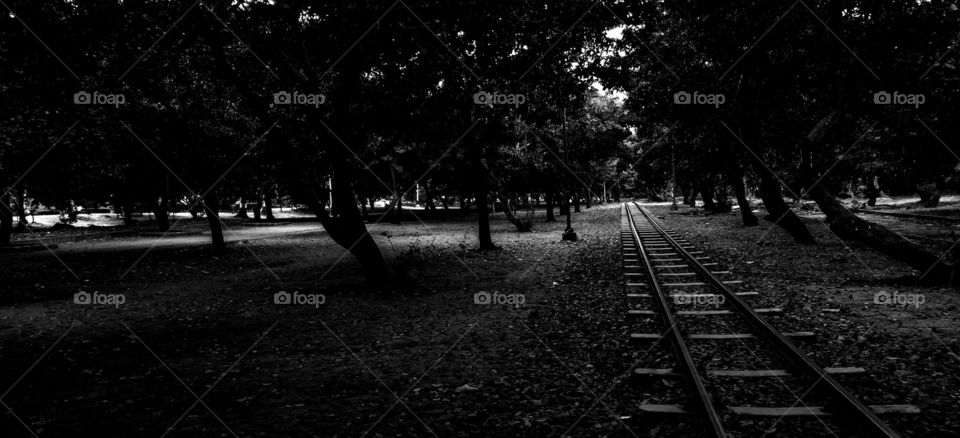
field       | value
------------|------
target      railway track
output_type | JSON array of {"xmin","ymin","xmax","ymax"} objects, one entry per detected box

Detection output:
[{"xmin": 621, "ymin": 202, "xmax": 918, "ymax": 437}]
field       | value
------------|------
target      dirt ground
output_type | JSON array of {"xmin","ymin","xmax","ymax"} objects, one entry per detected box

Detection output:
[
  {"xmin": 1, "ymin": 202, "xmax": 957, "ymax": 437},
  {"xmin": 0, "ymin": 203, "xmax": 633, "ymax": 438}
]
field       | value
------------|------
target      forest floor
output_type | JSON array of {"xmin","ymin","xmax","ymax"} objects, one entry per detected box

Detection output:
[{"xmin": 0, "ymin": 201, "xmax": 957, "ymax": 437}]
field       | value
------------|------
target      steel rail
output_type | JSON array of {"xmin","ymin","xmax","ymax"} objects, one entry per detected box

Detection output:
[
  {"xmin": 632, "ymin": 202, "xmax": 900, "ymax": 438},
  {"xmin": 624, "ymin": 204, "xmax": 727, "ymax": 437}
]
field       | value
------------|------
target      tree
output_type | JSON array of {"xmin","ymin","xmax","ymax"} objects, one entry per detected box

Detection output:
[{"xmin": 604, "ymin": 0, "xmax": 960, "ymax": 282}]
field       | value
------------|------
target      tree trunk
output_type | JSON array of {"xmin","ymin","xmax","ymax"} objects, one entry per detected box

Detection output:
[
  {"xmin": 728, "ymin": 168, "xmax": 758, "ymax": 226},
  {"xmin": 470, "ymin": 134, "xmax": 497, "ymax": 249},
  {"xmin": 585, "ymin": 188, "xmax": 592, "ymax": 208},
  {"xmin": 678, "ymin": 183, "xmax": 694, "ymax": 207},
  {"xmin": 264, "ymin": 191, "xmax": 275, "ymax": 220},
  {"xmin": 283, "ymin": 152, "xmax": 391, "ymax": 285},
  {"xmin": 301, "ymin": 164, "xmax": 391, "ymax": 284},
  {"xmin": 152, "ymin": 195, "xmax": 170, "ymax": 232},
  {"xmin": 477, "ymin": 192, "xmax": 497, "ymax": 251},
  {"xmin": 318, "ymin": 186, "xmax": 330, "ymax": 217},
  {"xmin": 476, "ymin": 163, "xmax": 496, "ymax": 250},
  {"xmin": 699, "ymin": 180, "xmax": 718, "ymax": 212},
  {"xmin": 123, "ymin": 202, "xmax": 135, "ymax": 225},
  {"xmin": 14, "ymin": 187, "xmax": 27, "ymax": 231},
  {"xmin": 253, "ymin": 197, "xmax": 263, "ymax": 221},
  {"xmin": 735, "ymin": 106, "xmax": 815, "ymax": 242},
  {"xmin": 917, "ymin": 183, "xmax": 941, "ymax": 208},
  {"xmin": 0, "ymin": 192, "xmax": 12, "ymax": 245},
  {"xmin": 424, "ymin": 182, "xmax": 437, "ymax": 211},
  {"xmin": 235, "ymin": 197, "xmax": 248, "ymax": 218},
  {"xmin": 393, "ymin": 196, "xmax": 403, "ymax": 223},
  {"xmin": 865, "ymin": 176, "xmax": 880, "ymax": 207},
  {"xmin": 714, "ymin": 185, "xmax": 731, "ymax": 212},
  {"xmin": 545, "ymin": 191, "xmax": 556, "ymax": 222},
  {"xmin": 209, "ymin": 32, "xmax": 388, "ymax": 285},
  {"xmin": 749, "ymin": 157, "xmax": 815, "ymax": 243},
  {"xmin": 390, "ymin": 167, "xmax": 402, "ymax": 224},
  {"xmin": 808, "ymin": 186, "xmax": 954, "ymax": 282},
  {"xmin": 316, "ymin": 56, "xmax": 392, "ymax": 284},
  {"xmin": 499, "ymin": 195, "xmax": 531, "ymax": 232},
  {"xmin": 794, "ymin": 99, "xmax": 956, "ymax": 281},
  {"xmin": 313, "ymin": 167, "xmax": 391, "ymax": 282},
  {"xmin": 203, "ymin": 193, "xmax": 226, "ymax": 251}
]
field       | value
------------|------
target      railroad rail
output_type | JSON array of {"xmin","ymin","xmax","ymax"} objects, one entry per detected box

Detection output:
[{"xmin": 621, "ymin": 202, "xmax": 917, "ymax": 437}]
